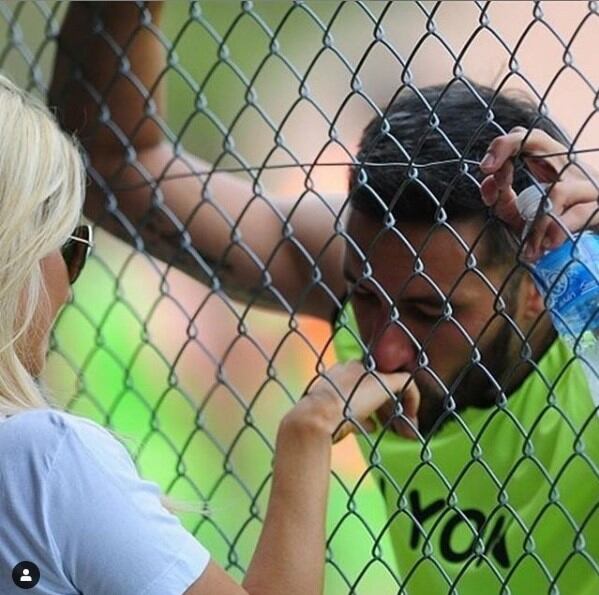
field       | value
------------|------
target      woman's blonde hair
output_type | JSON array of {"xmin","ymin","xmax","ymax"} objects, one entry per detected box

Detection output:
[
  {"xmin": 0, "ymin": 76, "xmax": 209, "ymax": 517},
  {"xmin": 0, "ymin": 74, "xmax": 85, "ymax": 416}
]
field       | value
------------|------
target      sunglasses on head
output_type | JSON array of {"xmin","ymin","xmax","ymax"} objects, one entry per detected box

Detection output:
[{"xmin": 61, "ymin": 224, "xmax": 93, "ymax": 285}]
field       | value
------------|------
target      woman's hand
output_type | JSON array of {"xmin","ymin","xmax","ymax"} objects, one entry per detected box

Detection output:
[
  {"xmin": 284, "ymin": 361, "xmax": 420, "ymax": 442},
  {"xmin": 479, "ymin": 127, "xmax": 599, "ymax": 261}
]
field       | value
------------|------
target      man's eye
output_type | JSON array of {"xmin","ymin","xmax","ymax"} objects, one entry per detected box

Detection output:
[
  {"xmin": 403, "ymin": 305, "xmax": 443, "ymax": 322},
  {"xmin": 349, "ymin": 282, "xmax": 376, "ymax": 301},
  {"xmin": 415, "ymin": 309, "xmax": 442, "ymax": 321},
  {"xmin": 352, "ymin": 288, "xmax": 373, "ymax": 299}
]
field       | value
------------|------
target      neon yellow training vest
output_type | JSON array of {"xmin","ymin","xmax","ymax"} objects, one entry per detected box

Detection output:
[{"xmin": 333, "ymin": 304, "xmax": 599, "ymax": 594}]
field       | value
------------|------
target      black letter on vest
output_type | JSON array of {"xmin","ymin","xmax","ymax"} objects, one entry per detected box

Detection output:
[
  {"xmin": 409, "ymin": 490, "xmax": 445, "ymax": 549},
  {"xmin": 440, "ymin": 509, "xmax": 485, "ymax": 563},
  {"xmin": 486, "ymin": 515, "xmax": 510, "ymax": 568}
]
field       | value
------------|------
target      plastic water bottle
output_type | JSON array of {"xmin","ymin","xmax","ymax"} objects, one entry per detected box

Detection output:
[{"xmin": 516, "ymin": 184, "xmax": 599, "ymax": 351}]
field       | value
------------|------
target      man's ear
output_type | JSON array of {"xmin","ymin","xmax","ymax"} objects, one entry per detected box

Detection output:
[{"xmin": 520, "ymin": 273, "xmax": 545, "ymax": 320}]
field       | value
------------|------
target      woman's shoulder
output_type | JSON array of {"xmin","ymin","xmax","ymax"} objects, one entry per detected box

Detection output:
[
  {"xmin": 0, "ymin": 408, "xmax": 128, "ymax": 475},
  {"xmin": 0, "ymin": 407, "xmax": 107, "ymax": 440}
]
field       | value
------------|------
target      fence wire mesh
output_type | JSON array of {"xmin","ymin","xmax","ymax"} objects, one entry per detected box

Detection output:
[{"xmin": 2, "ymin": 1, "xmax": 598, "ymax": 593}]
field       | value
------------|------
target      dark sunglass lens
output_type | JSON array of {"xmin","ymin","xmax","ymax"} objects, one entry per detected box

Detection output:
[
  {"xmin": 61, "ymin": 242, "xmax": 78, "ymax": 284},
  {"xmin": 61, "ymin": 226, "xmax": 91, "ymax": 284},
  {"xmin": 74, "ymin": 225, "xmax": 91, "ymax": 243}
]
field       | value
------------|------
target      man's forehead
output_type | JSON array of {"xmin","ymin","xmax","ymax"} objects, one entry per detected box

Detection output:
[{"xmin": 343, "ymin": 211, "xmax": 490, "ymax": 292}]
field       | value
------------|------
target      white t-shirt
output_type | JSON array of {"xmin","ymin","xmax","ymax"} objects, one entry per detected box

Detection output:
[{"xmin": 0, "ymin": 408, "xmax": 210, "ymax": 594}]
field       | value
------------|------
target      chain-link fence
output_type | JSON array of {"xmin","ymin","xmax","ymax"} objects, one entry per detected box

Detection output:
[{"xmin": 2, "ymin": 1, "xmax": 598, "ymax": 593}]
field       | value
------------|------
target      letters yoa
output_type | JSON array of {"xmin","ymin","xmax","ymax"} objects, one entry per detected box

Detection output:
[
  {"xmin": 409, "ymin": 489, "xmax": 510, "ymax": 568},
  {"xmin": 379, "ymin": 479, "xmax": 511, "ymax": 568}
]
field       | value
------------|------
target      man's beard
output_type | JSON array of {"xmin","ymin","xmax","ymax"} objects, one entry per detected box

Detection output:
[{"xmin": 413, "ymin": 314, "xmax": 523, "ymax": 438}]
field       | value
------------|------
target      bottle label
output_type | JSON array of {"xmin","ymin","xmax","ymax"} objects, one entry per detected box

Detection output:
[{"xmin": 532, "ymin": 233, "xmax": 599, "ymax": 337}]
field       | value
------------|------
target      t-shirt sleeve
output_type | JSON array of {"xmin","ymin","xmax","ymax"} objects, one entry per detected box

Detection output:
[{"xmin": 44, "ymin": 414, "xmax": 210, "ymax": 595}]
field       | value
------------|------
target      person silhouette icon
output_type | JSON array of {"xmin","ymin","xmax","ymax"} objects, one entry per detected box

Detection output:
[{"xmin": 11, "ymin": 561, "xmax": 40, "ymax": 589}]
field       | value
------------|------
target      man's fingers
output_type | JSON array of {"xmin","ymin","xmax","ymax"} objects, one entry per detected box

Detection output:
[
  {"xmin": 481, "ymin": 127, "xmax": 567, "ymax": 176},
  {"xmin": 480, "ymin": 174, "xmax": 498, "ymax": 206},
  {"xmin": 480, "ymin": 175, "xmax": 525, "ymax": 235},
  {"xmin": 549, "ymin": 179, "xmax": 599, "ymax": 213},
  {"xmin": 524, "ymin": 180, "xmax": 599, "ymax": 258},
  {"xmin": 529, "ymin": 203, "xmax": 599, "ymax": 260},
  {"xmin": 525, "ymin": 215, "xmax": 553, "ymax": 260},
  {"xmin": 492, "ymin": 159, "xmax": 514, "ymax": 192},
  {"xmin": 560, "ymin": 204, "xmax": 599, "ymax": 238},
  {"xmin": 526, "ymin": 155, "xmax": 562, "ymax": 183},
  {"xmin": 481, "ymin": 155, "xmax": 599, "ymax": 259}
]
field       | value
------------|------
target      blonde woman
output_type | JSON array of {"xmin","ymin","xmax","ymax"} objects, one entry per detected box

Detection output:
[{"xmin": 0, "ymin": 74, "xmax": 417, "ymax": 594}]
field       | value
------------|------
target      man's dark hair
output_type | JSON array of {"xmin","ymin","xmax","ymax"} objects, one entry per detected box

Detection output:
[{"xmin": 349, "ymin": 80, "xmax": 569, "ymax": 265}]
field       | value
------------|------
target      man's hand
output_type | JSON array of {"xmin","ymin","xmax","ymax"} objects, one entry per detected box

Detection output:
[{"xmin": 480, "ymin": 126, "xmax": 599, "ymax": 261}]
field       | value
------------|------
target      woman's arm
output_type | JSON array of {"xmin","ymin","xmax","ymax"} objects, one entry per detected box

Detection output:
[
  {"xmin": 48, "ymin": 1, "xmax": 346, "ymax": 319},
  {"xmin": 184, "ymin": 363, "xmax": 418, "ymax": 595}
]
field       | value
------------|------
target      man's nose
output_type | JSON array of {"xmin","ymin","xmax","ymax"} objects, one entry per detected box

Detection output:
[{"xmin": 369, "ymin": 320, "xmax": 417, "ymax": 373}]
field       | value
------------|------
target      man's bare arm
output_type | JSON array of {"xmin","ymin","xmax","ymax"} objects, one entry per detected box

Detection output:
[{"xmin": 49, "ymin": 1, "xmax": 346, "ymax": 319}]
